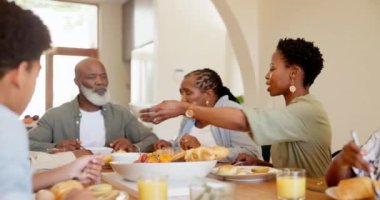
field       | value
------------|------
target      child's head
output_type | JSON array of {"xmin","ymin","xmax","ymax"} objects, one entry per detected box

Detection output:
[{"xmin": 0, "ymin": 0, "xmax": 51, "ymax": 114}]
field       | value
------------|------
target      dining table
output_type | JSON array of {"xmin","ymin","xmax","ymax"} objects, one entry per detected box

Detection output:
[{"xmin": 102, "ymin": 167, "xmax": 334, "ymax": 200}]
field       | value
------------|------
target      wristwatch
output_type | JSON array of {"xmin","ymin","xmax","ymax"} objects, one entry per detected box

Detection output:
[{"xmin": 185, "ymin": 104, "xmax": 194, "ymax": 118}]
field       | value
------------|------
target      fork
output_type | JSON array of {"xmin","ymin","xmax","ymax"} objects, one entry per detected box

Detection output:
[{"xmin": 351, "ymin": 130, "xmax": 380, "ymax": 198}]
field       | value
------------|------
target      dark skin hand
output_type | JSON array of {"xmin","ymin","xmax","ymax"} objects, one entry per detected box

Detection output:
[
  {"xmin": 110, "ymin": 138, "xmax": 138, "ymax": 152},
  {"xmin": 233, "ymin": 152, "xmax": 273, "ymax": 167},
  {"xmin": 153, "ymin": 140, "xmax": 172, "ymax": 151},
  {"xmin": 180, "ymin": 134, "xmax": 201, "ymax": 150},
  {"xmin": 325, "ymin": 140, "xmax": 372, "ymax": 186},
  {"xmin": 55, "ymin": 139, "xmax": 82, "ymax": 151}
]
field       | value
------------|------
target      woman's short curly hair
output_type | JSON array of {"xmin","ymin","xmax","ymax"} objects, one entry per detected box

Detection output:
[
  {"xmin": 0, "ymin": 0, "xmax": 51, "ymax": 78},
  {"xmin": 277, "ymin": 38, "xmax": 324, "ymax": 87}
]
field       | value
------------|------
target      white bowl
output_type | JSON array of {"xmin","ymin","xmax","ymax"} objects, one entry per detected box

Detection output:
[
  {"xmin": 110, "ymin": 160, "xmax": 217, "ymax": 181},
  {"xmin": 111, "ymin": 152, "xmax": 140, "ymax": 163},
  {"xmin": 128, "ymin": 103, "xmax": 152, "ymax": 117},
  {"xmin": 86, "ymin": 147, "xmax": 113, "ymax": 155}
]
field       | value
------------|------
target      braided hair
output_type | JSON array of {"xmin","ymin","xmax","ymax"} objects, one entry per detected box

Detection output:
[{"xmin": 185, "ymin": 68, "xmax": 239, "ymax": 103}]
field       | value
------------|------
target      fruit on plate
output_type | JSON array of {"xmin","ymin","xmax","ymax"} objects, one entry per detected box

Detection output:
[{"xmin": 102, "ymin": 154, "xmax": 113, "ymax": 164}]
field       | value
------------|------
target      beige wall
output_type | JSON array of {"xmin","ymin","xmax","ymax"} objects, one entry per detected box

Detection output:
[
  {"xmin": 152, "ymin": 0, "xmax": 242, "ymax": 139},
  {"xmin": 98, "ymin": 3, "xmax": 130, "ymax": 106},
  {"xmin": 216, "ymin": 0, "xmax": 380, "ymax": 151}
]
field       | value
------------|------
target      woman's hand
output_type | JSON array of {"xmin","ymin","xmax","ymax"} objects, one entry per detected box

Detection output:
[
  {"xmin": 67, "ymin": 155, "xmax": 103, "ymax": 185},
  {"xmin": 334, "ymin": 140, "xmax": 372, "ymax": 172},
  {"xmin": 233, "ymin": 153, "xmax": 259, "ymax": 165},
  {"xmin": 233, "ymin": 153, "xmax": 273, "ymax": 167},
  {"xmin": 140, "ymin": 100, "xmax": 188, "ymax": 124},
  {"xmin": 180, "ymin": 134, "xmax": 201, "ymax": 150},
  {"xmin": 153, "ymin": 140, "xmax": 172, "ymax": 151}
]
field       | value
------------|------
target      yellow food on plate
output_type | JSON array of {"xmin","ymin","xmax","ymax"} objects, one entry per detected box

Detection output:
[
  {"xmin": 251, "ymin": 166, "xmax": 270, "ymax": 174},
  {"xmin": 114, "ymin": 149, "xmax": 127, "ymax": 153},
  {"xmin": 336, "ymin": 176, "xmax": 377, "ymax": 200},
  {"xmin": 217, "ymin": 164, "xmax": 238, "ymax": 175},
  {"xmin": 184, "ymin": 146, "xmax": 229, "ymax": 162},
  {"xmin": 50, "ymin": 180, "xmax": 83, "ymax": 200},
  {"xmin": 35, "ymin": 189, "xmax": 55, "ymax": 200},
  {"xmin": 102, "ymin": 154, "xmax": 113, "ymax": 164},
  {"xmin": 88, "ymin": 183, "xmax": 113, "ymax": 197}
]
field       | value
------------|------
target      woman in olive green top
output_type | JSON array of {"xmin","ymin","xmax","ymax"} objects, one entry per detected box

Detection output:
[{"xmin": 140, "ymin": 38, "xmax": 332, "ymax": 178}]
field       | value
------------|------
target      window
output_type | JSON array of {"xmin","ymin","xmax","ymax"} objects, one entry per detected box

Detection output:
[{"xmin": 13, "ymin": 0, "xmax": 98, "ymax": 117}]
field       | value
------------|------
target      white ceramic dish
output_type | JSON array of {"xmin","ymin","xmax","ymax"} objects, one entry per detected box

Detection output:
[
  {"xmin": 111, "ymin": 152, "xmax": 140, "ymax": 163},
  {"xmin": 86, "ymin": 147, "xmax": 113, "ymax": 155},
  {"xmin": 325, "ymin": 186, "xmax": 338, "ymax": 199},
  {"xmin": 210, "ymin": 166, "xmax": 277, "ymax": 182},
  {"xmin": 110, "ymin": 160, "xmax": 217, "ymax": 181}
]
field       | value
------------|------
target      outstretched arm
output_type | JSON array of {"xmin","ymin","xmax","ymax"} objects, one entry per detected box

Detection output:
[
  {"xmin": 33, "ymin": 155, "xmax": 103, "ymax": 191},
  {"xmin": 140, "ymin": 100, "xmax": 250, "ymax": 132}
]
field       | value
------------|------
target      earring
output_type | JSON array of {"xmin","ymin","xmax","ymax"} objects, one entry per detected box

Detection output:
[{"xmin": 289, "ymin": 79, "xmax": 296, "ymax": 93}]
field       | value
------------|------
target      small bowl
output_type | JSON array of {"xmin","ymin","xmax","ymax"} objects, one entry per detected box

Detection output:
[{"xmin": 111, "ymin": 152, "xmax": 140, "ymax": 163}]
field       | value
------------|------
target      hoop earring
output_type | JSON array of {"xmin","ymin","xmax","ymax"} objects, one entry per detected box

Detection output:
[{"xmin": 289, "ymin": 79, "xmax": 296, "ymax": 93}]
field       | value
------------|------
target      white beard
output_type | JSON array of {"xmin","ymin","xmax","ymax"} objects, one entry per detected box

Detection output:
[{"xmin": 80, "ymin": 84, "xmax": 110, "ymax": 106}]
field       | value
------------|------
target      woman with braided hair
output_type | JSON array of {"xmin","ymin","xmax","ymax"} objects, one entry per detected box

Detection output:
[
  {"xmin": 153, "ymin": 68, "xmax": 268, "ymax": 164},
  {"xmin": 142, "ymin": 38, "xmax": 332, "ymax": 177}
]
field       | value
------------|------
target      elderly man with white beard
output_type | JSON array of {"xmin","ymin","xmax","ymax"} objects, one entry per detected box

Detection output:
[{"xmin": 29, "ymin": 58, "xmax": 159, "ymax": 153}]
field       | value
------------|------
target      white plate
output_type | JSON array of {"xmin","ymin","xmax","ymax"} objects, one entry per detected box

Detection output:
[
  {"xmin": 325, "ymin": 186, "xmax": 338, "ymax": 199},
  {"xmin": 86, "ymin": 147, "xmax": 113, "ymax": 155},
  {"xmin": 210, "ymin": 166, "xmax": 277, "ymax": 182}
]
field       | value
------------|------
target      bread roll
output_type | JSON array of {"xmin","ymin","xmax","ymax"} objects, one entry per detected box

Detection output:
[
  {"xmin": 251, "ymin": 166, "xmax": 270, "ymax": 174},
  {"xmin": 211, "ymin": 146, "xmax": 229, "ymax": 160},
  {"xmin": 88, "ymin": 183, "xmax": 113, "ymax": 197},
  {"xmin": 50, "ymin": 180, "xmax": 83, "ymax": 200},
  {"xmin": 35, "ymin": 189, "xmax": 55, "ymax": 200},
  {"xmin": 217, "ymin": 165, "xmax": 238, "ymax": 175},
  {"xmin": 336, "ymin": 177, "xmax": 374, "ymax": 200},
  {"xmin": 184, "ymin": 146, "xmax": 229, "ymax": 161}
]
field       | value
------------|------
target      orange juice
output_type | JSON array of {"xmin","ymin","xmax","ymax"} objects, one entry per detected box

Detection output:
[
  {"xmin": 277, "ymin": 176, "xmax": 306, "ymax": 199},
  {"xmin": 138, "ymin": 178, "xmax": 168, "ymax": 200}
]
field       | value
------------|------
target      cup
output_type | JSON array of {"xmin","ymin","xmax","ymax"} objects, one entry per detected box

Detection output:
[
  {"xmin": 276, "ymin": 168, "xmax": 306, "ymax": 200},
  {"xmin": 138, "ymin": 175, "xmax": 168, "ymax": 200},
  {"xmin": 190, "ymin": 181, "xmax": 234, "ymax": 200}
]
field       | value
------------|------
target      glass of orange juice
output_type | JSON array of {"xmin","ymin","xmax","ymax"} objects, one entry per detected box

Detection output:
[
  {"xmin": 138, "ymin": 175, "xmax": 168, "ymax": 200},
  {"xmin": 276, "ymin": 168, "xmax": 306, "ymax": 200}
]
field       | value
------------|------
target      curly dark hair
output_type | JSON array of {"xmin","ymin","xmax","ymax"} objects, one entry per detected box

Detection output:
[
  {"xmin": 277, "ymin": 38, "xmax": 324, "ymax": 87},
  {"xmin": 0, "ymin": 0, "xmax": 51, "ymax": 78},
  {"xmin": 185, "ymin": 68, "xmax": 239, "ymax": 103}
]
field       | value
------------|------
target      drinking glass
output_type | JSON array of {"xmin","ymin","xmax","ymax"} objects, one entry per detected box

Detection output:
[
  {"xmin": 190, "ymin": 181, "xmax": 234, "ymax": 200},
  {"xmin": 276, "ymin": 168, "xmax": 306, "ymax": 200},
  {"xmin": 138, "ymin": 175, "xmax": 168, "ymax": 200}
]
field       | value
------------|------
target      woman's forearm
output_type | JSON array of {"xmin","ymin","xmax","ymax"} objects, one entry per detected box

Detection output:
[
  {"xmin": 33, "ymin": 164, "xmax": 73, "ymax": 192},
  {"xmin": 325, "ymin": 158, "xmax": 354, "ymax": 187},
  {"xmin": 191, "ymin": 105, "xmax": 250, "ymax": 132}
]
